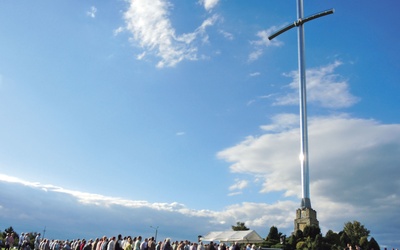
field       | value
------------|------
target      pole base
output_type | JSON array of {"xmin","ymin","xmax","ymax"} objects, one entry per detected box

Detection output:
[{"xmin": 301, "ymin": 198, "xmax": 312, "ymax": 209}]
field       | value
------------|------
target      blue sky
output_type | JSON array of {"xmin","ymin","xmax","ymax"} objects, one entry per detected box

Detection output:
[{"xmin": 0, "ymin": 0, "xmax": 399, "ymax": 249}]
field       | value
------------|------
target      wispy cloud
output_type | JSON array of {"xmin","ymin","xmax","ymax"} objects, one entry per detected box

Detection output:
[
  {"xmin": 260, "ymin": 113, "xmax": 298, "ymax": 132},
  {"xmin": 248, "ymin": 26, "xmax": 283, "ymax": 62},
  {"xmin": 249, "ymin": 72, "xmax": 261, "ymax": 77},
  {"xmin": 229, "ymin": 179, "xmax": 249, "ymax": 191},
  {"xmin": 86, "ymin": 6, "xmax": 97, "ymax": 18},
  {"xmin": 274, "ymin": 61, "xmax": 359, "ymax": 108},
  {"xmin": 0, "ymin": 174, "xmax": 207, "ymax": 216},
  {"xmin": 247, "ymin": 93, "xmax": 275, "ymax": 107},
  {"xmin": 123, "ymin": 0, "xmax": 218, "ymax": 68},
  {"xmin": 219, "ymin": 30, "xmax": 234, "ymax": 40},
  {"xmin": 113, "ymin": 26, "xmax": 124, "ymax": 36}
]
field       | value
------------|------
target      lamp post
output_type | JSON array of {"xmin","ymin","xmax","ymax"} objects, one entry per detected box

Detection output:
[
  {"xmin": 268, "ymin": 0, "xmax": 334, "ymax": 209},
  {"xmin": 150, "ymin": 226, "xmax": 159, "ymax": 242},
  {"xmin": 42, "ymin": 226, "xmax": 46, "ymax": 240}
]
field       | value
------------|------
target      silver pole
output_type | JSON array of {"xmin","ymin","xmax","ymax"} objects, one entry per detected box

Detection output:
[
  {"xmin": 297, "ymin": 0, "xmax": 311, "ymax": 209},
  {"xmin": 268, "ymin": 2, "xmax": 334, "ymax": 209}
]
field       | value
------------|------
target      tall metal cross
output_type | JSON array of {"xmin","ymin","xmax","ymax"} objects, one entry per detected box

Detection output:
[{"xmin": 268, "ymin": 0, "xmax": 334, "ymax": 209}]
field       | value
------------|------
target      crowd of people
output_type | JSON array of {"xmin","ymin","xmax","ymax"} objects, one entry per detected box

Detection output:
[{"xmin": 5, "ymin": 233, "xmax": 250, "ymax": 250}]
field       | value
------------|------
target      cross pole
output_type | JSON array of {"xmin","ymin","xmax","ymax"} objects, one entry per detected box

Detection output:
[{"xmin": 268, "ymin": 0, "xmax": 334, "ymax": 209}]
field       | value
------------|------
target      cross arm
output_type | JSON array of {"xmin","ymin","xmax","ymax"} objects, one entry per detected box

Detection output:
[{"xmin": 268, "ymin": 8, "xmax": 334, "ymax": 40}]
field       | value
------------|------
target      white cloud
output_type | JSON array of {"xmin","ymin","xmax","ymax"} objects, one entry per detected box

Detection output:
[
  {"xmin": 249, "ymin": 72, "xmax": 260, "ymax": 77},
  {"xmin": 274, "ymin": 61, "xmax": 360, "ymax": 108},
  {"xmin": 247, "ymin": 94, "xmax": 276, "ymax": 107},
  {"xmin": 0, "ymin": 174, "xmax": 294, "ymax": 240},
  {"xmin": 217, "ymin": 113, "xmax": 400, "ymax": 243},
  {"xmin": 229, "ymin": 179, "xmax": 249, "ymax": 191},
  {"xmin": 260, "ymin": 113, "xmax": 298, "ymax": 132},
  {"xmin": 195, "ymin": 14, "xmax": 220, "ymax": 44},
  {"xmin": 123, "ymin": 0, "xmax": 218, "ymax": 68},
  {"xmin": 199, "ymin": 0, "xmax": 220, "ymax": 12},
  {"xmin": 86, "ymin": 6, "xmax": 97, "ymax": 18},
  {"xmin": 227, "ymin": 191, "xmax": 242, "ymax": 196},
  {"xmin": 247, "ymin": 100, "xmax": 256, "ymax": 106},
  {"xmin": 137, "ymin": 51, "xmax": 146, "ymax": 60},
  {"xmin": 248, "ymin": 49, "xmax": 263, "ymax": 62},
  {"xmin": 113, "ymin": 26, "xmax": 124, "ymax": 36}
]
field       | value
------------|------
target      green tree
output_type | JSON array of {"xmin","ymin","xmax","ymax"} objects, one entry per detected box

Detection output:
[
  {"xmin": 286, "ymin": 234, "xmax": 297, "ymax": 250},
  {"xmin": 339, "ymin": 231, "xmax": 350, "ymax": 247},
  {"xmin": 296, "ymin": 241, "xmax": 306, "ymax": 250},
  {"xmin": 343, "ymin": 221, "xmax": 370, "ymax": 247},
  {"xmin": 313, "ymin": 234, "xmax": 322, "ymax": 250},
  {"xmin": 231, "ymin": 222, "xmax": 249, "ymax": 231},
  {"xmin": 266, "ymin": 226, "xmax": 280, "ymax": 241},
  {"xmin": 264, "ymin": 226, "xmax": 280, "ymax": 247},
  {"xmin": 303, "ymin": 225, "xmax": 321, "ymax": 240},
  {"xmin": 325, "ymin": 230, "xmax": 340, "ymax": 246},
  {"xmin": 294, "ymin": 230, "xmax": 303, "ymax": 240},
  {"xmin": 3, "ymin": 227, "xmax": 16, "ymax": 238},
  {"xmin": 359, "ymin": 236, "xmax": 368, "ymax": 249}
]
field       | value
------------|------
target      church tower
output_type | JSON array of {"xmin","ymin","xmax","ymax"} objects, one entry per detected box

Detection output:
[{"xmin": 294, "ymin": 206, "xmax": 319, "ymax": 232}]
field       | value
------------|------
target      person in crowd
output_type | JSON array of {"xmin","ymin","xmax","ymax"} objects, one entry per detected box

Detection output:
[
  {"xmin": 23, "ymin": 233, "xmax": 31, "ymax": 250},
  {"xmin": 147, "ymin": 237, "xmax": 155, "ymax": 250},
  {"xmin": 96, "ymin": 238, "xmax": 103, "ymax": 250},
  {"xmin": 53, "ymin": 240, "xmax": 61, "ymax": 250},
  {"xmin": 163, "ymin": 239, "xmax": 173, "ymax": 250},
  {"xmin": 101, "ymin": 237, "xmax": 109, "ymax": 250},
  {"xmin": 155, "ymin": 241, "xmax": 162, "ymax": 250},
  {"xmin": 176, "ymin": 241, "xmax": 184, "ymax": 250},
  {"xmin": 19, "ymin": 234, "xmax": 25, "ymax": 250},
  {"xmin": 189, "ymin": 243, "xmax": 197, "ymax": 250},
  {"xmin": 79, "ymin": 239, "xmax": 86, "ymax": 250},
  {"xmin": 64, "ymin": 241, "xmax": 72, "ymax": 250},
  {"xmin": 140, "ymin": 238, "xmax": 147, "ymax": 250},
  {"xmin": 115, "ymin": 235, "xmax": 123, "ymax": 250},
  {"xmin": 124, "ymin": 238, "xmax": 133, "ymax": 250},
  {"xmin": 5, "ymin": 233, "xmax": 12, "ymax": 250},
  {"xmin": 34, "ymin": 234, "xmax": 41, "ymax": 250},
  {"xmin": 44, "ymin": 239, "xmax": 51, "ymax": 250},
  {"xmin": 84, "ymin": 240, "xmax": 93, "ymax": 250},
  {"xmin": 107, "ymin": 237, "xmax": 116, "ymax": 250},
  {"xmin": 197, "ymin": 242, "xmax": 204, "ymax": 250},
  {"xmin": 92, "ymin": 239, "xmax": 100, "ymax": 250},
  {"xmin": 134, "ymin": 237, "xmax": 142, "ymax": 250},
  {"xmin": 183, "ymin": 241, "xmax": 190, "ymax": 250}
]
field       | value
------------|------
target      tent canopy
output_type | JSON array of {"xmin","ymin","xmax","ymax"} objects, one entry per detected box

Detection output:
[{"xmin": 200, "ymin": 230, "xmax": 264, "ymax": 243}]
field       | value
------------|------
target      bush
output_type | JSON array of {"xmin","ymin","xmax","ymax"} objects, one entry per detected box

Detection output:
[{"xmin": 296, "ymin": 241, "xmax": 306, "ymax": 250}]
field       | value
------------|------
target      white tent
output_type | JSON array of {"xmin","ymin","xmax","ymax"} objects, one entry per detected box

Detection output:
[{"xmin": 200, "ymin": 230, "xmax": 264, "ymax": 243}]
